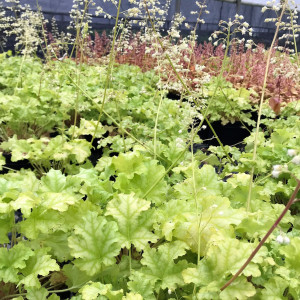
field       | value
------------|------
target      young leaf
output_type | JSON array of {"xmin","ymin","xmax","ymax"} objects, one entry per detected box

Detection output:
[
  {"xmin": 26, "ymin": 287, "xmax": 49, "ymax": 300},
  {"xmin": 20, "ymin": 207, "xmax": 63, "ymax": 239},
  {"xmin": 40, "ymin": 169, "xmax": 66, "ymax": 193},
  {"xmin": 41, "ymin": 192, "xmax": 80, "ymax": 212},
  {"xmin": 174, "ymin": 165, "xmax": 222, "ymax": 201},
  {"xmin": 105, "ymin": 193, "xmax": 158, "ymax": 250},
  {"xmin": 123, "ymin": 293, "xmax": 143, "ymax": 300},
  {"xmin": 112, "ymin": 151, "xmax": 146, "ymax": 179},
  {"xmin": 260, "ymin": 277, "xmax": 289, "ymax": 299},
  {"xmin": 0, "ymin": 243, "xmax": 34, "ymax": 283},
  {"xmin": 219, "ymin": 276, "xmax": 256, "ymax": 300},
  {"xmin": 19, "ymin": 248, "xmax": 60, "ymax": 288},
  {"xmin": 79, "ymin": 281, "xmax": 123, "ymax": 300},
  {"xmin": 114, "ymin": 160, "xmax": 167, "ymax": 205},
  {"xmin": 68, "ymin": 211, "xmax": 121, "ymax": 275},
  {"xmin": 10, "ymin": 192, "xmax": 41, "ymax": 218},
  {"xmin": 279, "ymin": 237, "xmax": 300, "ymax": 272},
  {"xmin": 174, "ymin": 196, "xmax": 245, "ymax": 254},
  {"xmin": 138, "ymin": 241, "xmax": 189, "ymax": 291},
  {"xmin": 128, "ymin": 271, "xmax": 156, "ymax": 300}
]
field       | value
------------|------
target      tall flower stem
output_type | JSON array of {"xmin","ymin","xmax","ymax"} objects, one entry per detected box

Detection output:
[{"xmin": 246, "ymin": 0, "xmax": 288, "ymax": 211}]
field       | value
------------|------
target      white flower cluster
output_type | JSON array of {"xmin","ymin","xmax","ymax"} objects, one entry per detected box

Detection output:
[
  {"xmin": 272, "ymin": 149, "xmax": 299, "ymax": 178},
  {"xmin": 209, "ymin": 14, "xmax": 254, "ymax": 50},
  {"xmin": 262, "ymin": 0, "xmax": 299, "ymax": 52},
  {"xmin": 1, "ymin": 0, "xmax": 47, "ymax": 55},
  {"xmin": 272, "ymin": 164, "xmax": 283, "ymax": 178},
  {"xmin": 276, "ymin": 234, "xmax": 290, "ymax": 245}
]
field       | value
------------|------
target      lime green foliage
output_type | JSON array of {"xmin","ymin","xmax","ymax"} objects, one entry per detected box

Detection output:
[
  {"xmin": 0, "ymin": 243, "xmax": 33, "ymax": 283},
  {"xmin": 106, "ymin": 193, "xmax": 158, "ymax": 250},
  {"xmin": 68, "ymin": 212, "xmax": 121, "ymax": 275},
  {"xmin": 1, "ymin": 135, "xmax": 91, "ymax": 173},
  {"xmin": 131, "ymin": 241, "xmax": 189, "ymax": 292},
  {"xmin": 203, "ymin": 76, "xmax": 255, "ymax": 125},
  {"xmin": 79, "ymin": 282, "xmax": 123, "ymax": 300},
  {"xmin": 0, "ymin": 55, "xmax": 299, "ymax": 299},
  {"xmin": 209, "ymin": 112, "xmax": 300, "ymax": 204}
]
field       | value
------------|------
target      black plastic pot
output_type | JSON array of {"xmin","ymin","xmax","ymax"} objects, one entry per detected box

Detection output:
[
  {"xmin": 198, "ymin": 120, "xmax": 251, "ymax": 147},
  {"xmin": 0, "ymin": 153, "xmax": 33, "ymax": 175}
]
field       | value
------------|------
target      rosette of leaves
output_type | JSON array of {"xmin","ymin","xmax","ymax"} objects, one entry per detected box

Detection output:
[
  {"xmin": 1, "ymin": 135, "xmax": 91, "ymax": 174},
  {"xmin": 202, "ymin": 77, "xmax": 255, "ymax": 126}
]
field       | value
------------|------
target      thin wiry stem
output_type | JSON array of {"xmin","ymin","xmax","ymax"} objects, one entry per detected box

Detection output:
[{"xmin": 246, "ymin": 0, "xmax": 288, "ymax": 212}]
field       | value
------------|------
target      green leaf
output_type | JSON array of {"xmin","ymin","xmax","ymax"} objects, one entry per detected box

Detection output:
[
  {"xmin": 205, "ymin": 237, "xmax": 267, "ymax": 278},
  {"xmin": 40, "ymin": 169, "xmax": 66, "ymax": 193},
  {"xmin": 48, "ymin": 294, "xmax": 60, "ymax": 300},
  {"xmin": 41, "ymin": 192, "xmax": 79, "ymax": 212},
  {"xmin": 112, "ymin": 151, "xmax": 145, "ymax": 179},
  {"xmin": 79, "ymin": 281, "xmax": 123, "ymax": 300},
  {"xmin": 183, "ymin": 237, "xmax": 267, "ymax": 289},
  {"xmin": 0, "ymin": 214, "xmax": 12, "ymax": 243},
  {"xmin": 68, "ymin": 140, "xmax": 91, "ymax": 164},
  {"xmin": 106, "ymin": 193, "xmax": 157, "ymax": 250},
  {"xmin": 68, "ymin": 211, "xmax": 121, "ymax": 275},
  {"xmin": 219, "ymin": 277, "xmax": 256, "ymax": 300},
  {"xmin": 28, "ymin": 231, "xmax": 72, "ymax": 262},
  {"xmin": 0, "ymin": 152, "xmax": 5, "ymax": 171},
  {"xmin": 19, "ymin": 248, "xmax": 59, "ymax": 288},
  {"xmin": 114, "ymin": 160, "xmax": 167, "ymax": 205},
  {"xmin": 260, "ymin": 277, "xmax": 289, "ymax": 299},
  {"xmin": 20, "ymin": 207, "xmax": 63, "ymax": 239},
  {"xmin": 11, "ymin": 192, "xmax": 40, "ymax": 218},
  {"xmin": 122, "ymin": 293, "xmax": 143, "ymax": 300},
  {"xmin": 174, "ymin": 196, "xmax": 245, "ymax": 254},
  {"xmin": 63, "ymin": 264, "xmax": 94, "ymax": 291},
  {"xmin": 174, "ymin": 165, "xmax": 222, "ymax": 201},
  {"xmin": 279, "ymin": 237, "xmax": 300, "ymax": 272},
  {"xmin": 26, "ymin": 287, "xmax": 49, "ymax": 300},
  {"xmin": 128, "ymin": 272, "xmax": 155, "ymax": 300},
  {"xmin": 138, "ymin": 241, "xmax": 189, "ymax": 291},
  {"xmin": 0, "ymin": 243, "xmax": 34, "ymax": 283}
]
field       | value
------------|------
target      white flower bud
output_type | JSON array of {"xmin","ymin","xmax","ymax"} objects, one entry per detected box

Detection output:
[
  {"xmin": 262, "ymin": 6, "xmax": 268, "ymax": 13},
  {"xmin": 283, "ymin": 236, "xmax": 290, "ymax": 245},
  {"xmin": 276, "ymin": 235, "xmax": 284, "ymax": 244},
  {"xmin": 272, "ymin": 170, "xmax": 281, "ymax": 178},
  {"xmin": 287, "ymin": 149, "xmax": 297, "ymax": 157},
  {"xmin": 273, "ymin": 165, "xmax": 282, "ymax": 171},
  {"xmin": 291, "ymin": 155, "xmax": 300, "ymax": 165},
  {"xmin": 168, "ymin": 289, "xmax": 172, "ymax": 295}
]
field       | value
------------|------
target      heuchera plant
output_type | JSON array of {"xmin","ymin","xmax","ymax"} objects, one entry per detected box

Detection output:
[{"xmin": 0, "ymin": 0, "xmax": 299, "ymax": 299}]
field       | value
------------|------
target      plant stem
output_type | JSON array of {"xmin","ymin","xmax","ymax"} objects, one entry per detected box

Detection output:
[
  {"xmin": 289, "ymin": 10, "xmax": 299, "ymax": 67},
  {"xmin": 143, "ymin": 0, "xmax": 234, "ymax": 165},
  {"xmin": 129, "ymin": 245, "xmax": 132, "ymax": 275},
  {"xmin": 221, "ymin": 179, "xmax": 300, "ymax": 291},
  {"xmin": 246, "ymin": 0, "xmax": 288, "ymax": 212},
  {"xmin": 153, "ymin": 89, "xmax": 163, "ymax": 159},
  {"xmin": 91, "ymin": 0, "xmax": 122, "ymax": 145}
]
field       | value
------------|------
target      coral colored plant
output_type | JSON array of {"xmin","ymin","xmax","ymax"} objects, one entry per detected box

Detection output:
[{"xmin": 78, "ymin": 31, "xmax": 299, "ymax": 111}]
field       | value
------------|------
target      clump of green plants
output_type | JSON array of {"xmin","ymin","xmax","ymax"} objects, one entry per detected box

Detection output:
[{"xmin": 0, "ymin": 0, "xmax": 299, "ymax": 299}]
